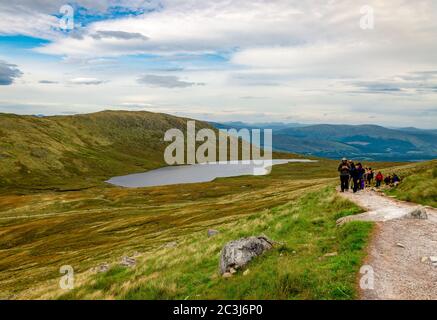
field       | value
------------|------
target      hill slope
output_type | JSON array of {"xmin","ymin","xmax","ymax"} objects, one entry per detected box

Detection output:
[
  {"xmin": 0, "ymin": 110, "xmax": 212, "ymax": 191},
  {"xmin": 384, "ymin": 159, "xmax": 437, "ymax": 207}
]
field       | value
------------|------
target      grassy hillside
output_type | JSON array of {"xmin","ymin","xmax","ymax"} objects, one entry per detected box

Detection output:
[
  {"xmin": 383, "ymin": 160, "xmax": 437, "ymax": 207},
  {"xmin": 58, "ymin": 188, "xmax": 372, "ymax": 300},
  {"xmin": 0, "ymin": 110, "xmax": 212, "ymax": 191},
  {"xmin": 0, "ymin": 157, "xmax": 400, "ymax": 300},
  {"xmin": 0, "ymin": 160, "xmax": 330, "ymax": 298},
  {"xmin": 0, "ymin": 110, "xmax": 423, "ymax": 300}
]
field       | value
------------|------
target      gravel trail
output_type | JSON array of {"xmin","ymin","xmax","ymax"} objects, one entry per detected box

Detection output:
[{"xmin": 338, "ymin": 189, "xmax": 437, "ymax": 300}]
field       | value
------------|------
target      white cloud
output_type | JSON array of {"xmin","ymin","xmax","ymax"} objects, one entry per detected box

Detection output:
[
  {"xmin": 1, "ymin": 0, "xmax": 437, "ymax": 128},
  {"xmin": 137, "ymin": 74, "xmax": 203, "ymax": 88}
]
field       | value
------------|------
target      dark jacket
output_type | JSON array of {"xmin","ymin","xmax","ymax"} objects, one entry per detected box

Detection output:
[
  {"xmin": 338, "ymin": 162, "xmax": 350, "ymax": 176},
  {"xmin": 356, "ymin": 166, "xmax": 365, "ymax": 179}
]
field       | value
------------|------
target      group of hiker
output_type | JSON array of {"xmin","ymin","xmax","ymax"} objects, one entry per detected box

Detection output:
[{"xmin": 338, "ymin": 158, "xmax": 401, "ymax": 193}]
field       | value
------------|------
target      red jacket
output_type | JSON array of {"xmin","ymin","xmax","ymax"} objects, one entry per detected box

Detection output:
[{"xmin": 376, "ymin": 173, "xmax": 383, "ymax": 181}]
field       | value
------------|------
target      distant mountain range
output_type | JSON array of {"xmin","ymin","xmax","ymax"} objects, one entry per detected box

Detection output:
[{"xmin": 211, "ymin": 122, "xmax": 437, "ymax": 161}]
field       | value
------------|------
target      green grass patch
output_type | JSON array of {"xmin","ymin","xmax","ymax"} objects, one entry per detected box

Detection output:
[
  {"xmin": 385, "ymin": 160, "xmax": 437, "ymax": 207},
  {"xmin": 58, "ymin": 187, "xmax": 372, "ymax": 300}
]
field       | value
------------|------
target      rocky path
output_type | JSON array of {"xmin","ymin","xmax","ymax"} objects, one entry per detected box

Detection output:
[{"xmin": 337, "ymin": 189, "xmax": 437, "ymax": 300}]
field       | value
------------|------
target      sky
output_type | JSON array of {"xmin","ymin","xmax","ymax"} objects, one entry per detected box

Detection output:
[{"xmin": 0, "ymin": 0, "xmax": 436, "ymax": 128}]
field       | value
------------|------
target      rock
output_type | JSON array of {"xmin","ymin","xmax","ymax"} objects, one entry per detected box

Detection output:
[
  {"xmin": 404, "ymin": 206, "xmax": 428, "ymax": 220},
  {"xmin": 207, "ymin": 229, "xmax": 220, "ymax": 237},
  {"xmin": 430, "ymin": 256, "xmax": 437, "ymax": 265},
  {"xmin": 336, "ymin": 216, "xmax": 355, "ymax": 226},
  {"xmin": 164, "ymin": 241, "xmax": 177, "ymax": 248},
  {"xmin": 98, "ymin": 262, "xmax": 110, "ymax": 273},
  {"xmin": 120, "ymin": 256, "xmax": 136, "ymax": 267},
  {"xmin": 421, "ymin": 257, "xmax": 429, "ymax": 263},
  {"xmin": 219, "ymin": 236, "xmax": 274, "ymax": 275},
  {"xmin": 323, "ymin": 252, "xmax": 338, "ymax": 257},
  {"xmin": 396, "ymin": 243, "xmax": 405, "ymax": 248},
  {"xmin": 229, "ymin": 267, "xmax": 237, "ymax": 274},
  {"xmin": 243, "ymin": 269, "xmax": 250, "ymax": 276},
  {"xmin": 222, "ymin": 272, "xmax": 233, "ymax": 278}
]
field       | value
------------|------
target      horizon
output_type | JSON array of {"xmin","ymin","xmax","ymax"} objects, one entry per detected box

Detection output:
[{"xmin": 1, "ymin": 109, "xmax": 437, "ymax": 131}]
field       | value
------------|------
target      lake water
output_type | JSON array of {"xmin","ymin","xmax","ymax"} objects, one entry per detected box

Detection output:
[{"xmin": 106, "ymin": 159, "xmax": 317, "ymax": 188}]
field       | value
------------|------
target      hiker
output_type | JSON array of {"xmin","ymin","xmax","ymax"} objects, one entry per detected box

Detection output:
[
  {"xmin": 350, "ymin": 162, "xmax": 362, "ymax": 193},
  {"xmin": 348, "ymin": 160, "xmax": 354, "ymax": 189},
  {"xmin": 375, "ymin": 171, "xmax": 383, "ymax": 188},
  {"xmin": 356, "ymin": 163, "xmax": 365, "ymax": 190},
  {"xmin": 384, "ymin": 175, "xmax": 391, "ymax": 186},
  {"xmin": 338, "ymin": 158, "xmax": 350, "ymax": 192},
  {"xmin": 367, "ymin": 167, "xmax": 374, "ymax": 187},
  {"xmin": 361, "ymin": 172, "xmax": 366, "ymax": 190},
  {"xmin": 392, "ymin": 174, "xmax": 401, "ymax": 186}
]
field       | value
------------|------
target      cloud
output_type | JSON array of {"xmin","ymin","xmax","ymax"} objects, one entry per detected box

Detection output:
[
  {"xmin": 39, "ymin": 80, "xmax": 59, "ymax": 84},
  {"xmin": 69, "ymin": 77, "xmax": 105, "ymax": 85},
  {"xmin": 32, "ymin": 0, "xmax": 437, "ymax": 62},
  {"xmin": 0, "ymin": 61, "xmax": 22, "ymax": 85},
  {"xmin": 90, "ymin": 30, "xmax": 149, "ymax": 40},
  {"xmin": 0, "ymin": 1, "xmax": 160, "ymax": 42},
  {"xmin": 137, "ymin": 74, "xmax": 203, "ymax": 88},
  {"xmin": 1, "ymin": 1, "xmax": 437, "ymax": 129},
  {"xmin": 349, "ymin": 71, "xmax": 437, "ymax": 94}
]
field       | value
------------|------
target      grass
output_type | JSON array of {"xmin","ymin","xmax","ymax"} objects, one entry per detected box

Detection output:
[
  {"xmin": 384, "ymin": 160, "xmax": 437, "ymax": 207},
  {"xmin": 0, "ymin": 110, "xmax": 420, "ymax": 299},
  {"xmin": 0, "ymin": 111, "xmax": 214, "ymax": 192},
  {"xmin": 0, "ymin": 152, "xmax": 400, "ymax": 299},
  {"xmin": 55, "ymin": 187, "xmax": 372, "ymax": 300},
  {"xmin": 1, "ymin": 160, "xmax": 336, "ymax": 299},
  {"xmin": 0, "ymin": 110, "xmax": 299, "ymax": 193}
]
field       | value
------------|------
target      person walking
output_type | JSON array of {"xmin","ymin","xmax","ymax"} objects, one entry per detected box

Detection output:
[
  {"xmin": 350, "ymin": 162, "xmax": 359, "ymax": 193},
  {"xmin": 348, "ymin": 160, "xmax": 354, "ymax": 189},
  {"xmin": 367, "ymin": 167, "xmax": 374, "ymax": 187},
  {"xmin": 338, "ymin": 158, "xmax": 351, "ymax": 192},
  {"xmin": 375, "ymin": 171, "xmax": 383, "ymax": 188},
  {"xmin": 392, "ymin": 174, "xmax": 401, "ymax": 185},
  {"xmin": 354, "ymin": 163, "xmax": 365, "ymax": 192},
  {"xmin": 360, "ymin": 165, "xmax": 366, "ymax": 190},
  {"xmin": 363, "ymin": 168, "xmax": 368, "ymax": 187},
  {"xmin": 384, "ymin": 175, "xmax": 391, "ymax": 186}
]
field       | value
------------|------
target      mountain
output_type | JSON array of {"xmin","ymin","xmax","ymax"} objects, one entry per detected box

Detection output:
[
  {"xmin": 0, "ymin": 110, "xmax": 214, "ymax": 191},
  {"xmin": 210, "ymin": 121, "xmax": 306, "ymax": 131},
  {"xmin": 395, "ymin": 127, "xmax": 437, "ymax": 135},
  {"xmin": 211, "ymin": 123, "xmax": 437, "ymax": 161},
  {"xmin": 274, "ymin": 124, "xmax": 437, "ymax": 161}
]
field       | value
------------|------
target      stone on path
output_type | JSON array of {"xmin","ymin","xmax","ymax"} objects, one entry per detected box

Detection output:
[{"xmin": 404, "ymin": 206, "xmax": 428, "ymax": 220}]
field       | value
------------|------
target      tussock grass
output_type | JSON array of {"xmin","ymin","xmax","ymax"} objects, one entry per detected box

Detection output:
[
  {"xmin": 0, "ymin": 153, "xmax": 400, "ymax": 299},
  {"xmin": 0, "ymin": 110, "xmax": 417, "ymax": 299},
  {"xmin": 55, "ymin": 187, "xmax": 372, "ymax": 300}
]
